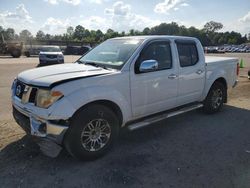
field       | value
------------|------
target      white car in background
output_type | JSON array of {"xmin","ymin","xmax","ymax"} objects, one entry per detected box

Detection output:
[{"xmin": 38, "ymin": 46, "xmax": 64, "ymax": 66}]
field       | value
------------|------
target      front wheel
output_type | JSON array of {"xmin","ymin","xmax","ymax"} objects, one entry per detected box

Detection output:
[
  {"xmin": 25, "ymin": 51, "xmax": 30, "ymax": 57},
  {"xmin": 64, "ymin": 104, "xmax": 119, "ymax": 160},
  {"xmin": 203, "ymin": 82, "xmax": 226, "ymax": 114},
  {"xmin": 11, "ymin": 49, "xmax": 21, "ymax": 58}
]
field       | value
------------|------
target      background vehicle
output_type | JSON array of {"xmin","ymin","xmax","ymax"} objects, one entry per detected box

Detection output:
[
  {"xmin": 64, "ymin": 45, "xmax": 91, "ymax": 55},
  {"xmin": 204, "ymin": 44, "xmax": 250, "ymax": 54},
  {"xmin": 24, "ymin": 45, "xmax": 43, "ymax": 57},
  {"xmin": 38, "ymin": 46, "xmax": 64, "ymax": 66},
  {"xmin": 0, "ymin": 34, "xmax": 22, "ymax": 58},
  {"xmin": 12, "ymin": 36, "xmax": 238, "ymax": 160}
]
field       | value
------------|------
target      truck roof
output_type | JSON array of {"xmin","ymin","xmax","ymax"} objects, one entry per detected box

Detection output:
[{"xmin": 112, "ymin": 35, "xmax": 198, "ymax": 41}]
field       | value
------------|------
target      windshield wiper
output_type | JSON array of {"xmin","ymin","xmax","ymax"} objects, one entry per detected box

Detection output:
[
  {"xmin": 84, "ymin": 61, "xmax": 99, "ymax": 67},
  {"xmin": 84, "ymin": 61, "xmax": 115, "ymax": 71},
  {"xmin": 76, "ymin": 60, "xmax": 98, "ymax": 67},
  {"xmin": 75, "ymin": 60, "xmax": 84, "ymax": 64},
  {"xmin": 77, "ymin": 60, "xmax": 115, "ymax": 71}
]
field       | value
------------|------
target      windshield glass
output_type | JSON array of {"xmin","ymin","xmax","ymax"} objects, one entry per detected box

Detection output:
[
  {"xmin": 41, "ymin": 46, "xmax": 61, "ymax": 52},
  {"xmin": 77, "ymin": 38, "xmax": 143, "ymax": 70}
]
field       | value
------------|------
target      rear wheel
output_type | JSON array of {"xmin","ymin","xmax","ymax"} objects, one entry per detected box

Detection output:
[
  {"xmin": 203, "ymin": 82, "xmax": 226, "ymax": 114},
  {"xmin": 64, "ymin": 104, "xmax": 119, "ymax": 160},
  {"xmin": 25, "ymin": 51, "xmax": 30, "ymax": 57}
]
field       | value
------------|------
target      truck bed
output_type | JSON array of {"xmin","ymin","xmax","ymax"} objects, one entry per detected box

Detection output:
[
  {"xmin": 205, "ymin": 56, "xmax": 238, "ymax": 64},
  {"xmin": 205, "ymin": 56, "xmax": 238, "ymax": 88}
]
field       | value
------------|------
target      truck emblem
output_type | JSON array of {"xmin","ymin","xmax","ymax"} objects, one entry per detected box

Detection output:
[{"xmin": 23, "ymin": 86, "xmax": 29, "ymax": 93}]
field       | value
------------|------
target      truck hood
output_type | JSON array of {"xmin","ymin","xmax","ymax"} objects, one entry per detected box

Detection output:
[{"xmin": 17, "ymin": 63, "xmax": 114, "ymax": 88}]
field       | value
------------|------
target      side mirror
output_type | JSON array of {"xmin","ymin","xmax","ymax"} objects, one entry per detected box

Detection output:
[{"xmin": 139, "ymin": 60, "xmax": 158, "ymax": 73}]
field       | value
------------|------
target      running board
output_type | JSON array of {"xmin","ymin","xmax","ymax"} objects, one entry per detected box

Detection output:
[{"xmin": 127, "ymin": 103, "xmax": 203, "ymax": 131}]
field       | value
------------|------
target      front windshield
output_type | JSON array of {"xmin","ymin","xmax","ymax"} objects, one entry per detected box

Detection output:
[
  {"xmin": 78, "ymin": 38, "xmax": 143, "ymax": 70},
  {"xmin": 41, "ymin": 46, "xmax": 61, "ymax": 52}
]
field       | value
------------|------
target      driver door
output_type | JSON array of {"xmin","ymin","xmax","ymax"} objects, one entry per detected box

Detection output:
[{"xmin": 130, "ymin": 40, "xmax": 178, "ymax": 118}]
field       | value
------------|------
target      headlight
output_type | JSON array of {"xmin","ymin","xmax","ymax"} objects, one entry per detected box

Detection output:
[
  {"xmin": 58, "ymin": 54, "xmax": 64, "ymax": 59},
  {"xmin": 36, "ymin": 89, "xmax": 63, "ymax": 108}
]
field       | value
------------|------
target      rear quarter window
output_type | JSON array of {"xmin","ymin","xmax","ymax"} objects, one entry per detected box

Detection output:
[{"xmin": 176, "ymin": 42, "xmax": 199, "ymax": 67}]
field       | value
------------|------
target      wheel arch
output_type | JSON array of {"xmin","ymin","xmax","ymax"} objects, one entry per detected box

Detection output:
[
  {"xmin": 214, "ymin": 77, "xmax": 227, "ymax": 89},
  {"xmin": 214, "ymin": 77, "xmax": 228, "ymax": 103},
  {"xmin": 72, "ymin": 100, "xmax": 123, "ymax": 127},
  {"xmin": 204, "ymin": 77, "xmax": 228, "ymax": 103}
]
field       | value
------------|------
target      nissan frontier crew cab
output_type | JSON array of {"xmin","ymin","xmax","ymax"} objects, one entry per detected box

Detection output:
[{"xmin": 12, "ymin": 36, "xmax": 238, "ymax": 160}]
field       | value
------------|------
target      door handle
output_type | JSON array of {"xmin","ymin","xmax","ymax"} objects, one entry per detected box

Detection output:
[
  {"xmin": 196, "ymin": 69, "xmax": 203, "ymax": 75},
  {"xmin": 168, "ymin": 74, "xmax": 178, "ymax": 79}
]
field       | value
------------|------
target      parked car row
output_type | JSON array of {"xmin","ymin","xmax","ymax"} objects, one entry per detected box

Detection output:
[
  {"xmin": 63, "ymin": 45, "xmax": 91, "ymax": 55},
  {"xmin": 24, "ymin": 45, "xmax": 91, "ymax": 57},
  {"xmin": 23, "ymin": 45, "xmax": 92, "ymax": 66},
  {"xmin": 205, "ymin": 45, "xmax": 250, "ymax": 53}
]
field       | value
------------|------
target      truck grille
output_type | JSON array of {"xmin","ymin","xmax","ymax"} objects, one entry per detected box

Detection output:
[
  {"xmin": 29, "ymin": 88, "xmax": 38, "ymax": 103},
  {"xmin": 15, "ymin": 80, "xmax": 38, "ymax": 104},
  {"xmin": 46, "ymin": 55, "xmax": 57, "ymax": 59}
]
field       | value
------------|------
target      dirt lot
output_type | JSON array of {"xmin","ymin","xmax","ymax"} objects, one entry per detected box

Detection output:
[{"xmin": 0, "ymin": 54, "xmax": 250, "ymax": 188}]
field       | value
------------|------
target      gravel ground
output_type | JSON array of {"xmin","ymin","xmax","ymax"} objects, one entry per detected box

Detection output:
[{"xmin": 0, "ymin": 53, "xmax": 250, "ymax": 188}]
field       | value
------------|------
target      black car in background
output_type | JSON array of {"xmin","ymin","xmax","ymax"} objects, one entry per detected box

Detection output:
[{"xmin": 64, "ymin": 46, "xmax": 91, "ymax": 55}]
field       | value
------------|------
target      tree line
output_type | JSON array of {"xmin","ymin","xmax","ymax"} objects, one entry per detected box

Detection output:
[{"xmin": 0, "ymin": 21, "xmax": 249, "ymax": 46}]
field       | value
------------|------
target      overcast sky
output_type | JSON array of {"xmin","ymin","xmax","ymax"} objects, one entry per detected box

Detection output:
[{"xmin": 0, "ymin": 0, "xmax": 249, "ymax": 36}]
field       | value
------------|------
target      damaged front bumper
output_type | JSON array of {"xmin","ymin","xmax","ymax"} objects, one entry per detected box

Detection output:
[{"xmin": 12, "ymin": 104, "xmax": 69, "ymax": 157}]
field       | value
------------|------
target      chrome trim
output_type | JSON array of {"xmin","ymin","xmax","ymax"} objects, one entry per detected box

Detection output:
[
  {"xmin": 21, "ymin": 86, "xmax": 32, "ymax": 104},
  {"xmin": 128, "ymin": 103, "xmax": 203, "ymax": 131},
  {"xmin": 139, "ymin": 60, "xmax": 159, "ymax": 73},
  {"xmin": 81, "ymin": 119, "xmax": 111, "ymax": 152},
  {"xmin": 168, "ymin": 74, "xmax": 178, "ymax": 79},
  {"xmin": 196, "ymin": 69, "xmax": 204, "ymax": 75},
  {"xmin": 14, "ymin": 81, "xmax": 37, "ymax": 104}
]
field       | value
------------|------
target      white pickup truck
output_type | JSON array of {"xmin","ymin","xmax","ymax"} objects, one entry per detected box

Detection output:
[{"xmin": 12, "ymin": 36, "xmax": 238, "ymax": 160}]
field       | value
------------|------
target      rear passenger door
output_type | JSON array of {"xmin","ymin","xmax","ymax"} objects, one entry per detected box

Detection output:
[{"xmin": 175, "ymin": 40, "xmax": 205, "ymax": 106}]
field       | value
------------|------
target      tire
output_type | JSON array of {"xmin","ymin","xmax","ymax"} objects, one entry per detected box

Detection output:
[
  {"xmin": 25, "ymin": 51, "xmax": 30, "ymax": 57},
  {"xmin": 203, "ymin": 82, "xmax": 226, "ymax": 114},
  {"xmin": 64, "ymin": 104, "xmax": 119, "ymax": 160},
  {"xmin": 11, "ymin": 49, "xmax": 21, "ymax": 58}
]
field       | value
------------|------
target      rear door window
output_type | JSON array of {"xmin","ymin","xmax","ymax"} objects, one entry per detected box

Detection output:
[{"xmin": 176, "ymin": 42, "xmax": 199, "ymax": 67}]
